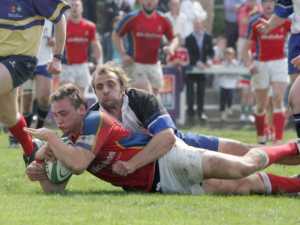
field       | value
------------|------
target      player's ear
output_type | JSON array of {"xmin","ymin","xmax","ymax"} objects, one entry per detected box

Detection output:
[{"xmin": 78, "ymin": 104, "xmax": 86, "ymax": 116}]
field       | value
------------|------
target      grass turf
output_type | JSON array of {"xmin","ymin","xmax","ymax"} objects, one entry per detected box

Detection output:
[{"xmin": 0, "ymin": 128, "xmax": 299, "ymax": 225}]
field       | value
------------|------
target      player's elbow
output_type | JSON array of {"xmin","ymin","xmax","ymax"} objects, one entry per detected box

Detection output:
[{"xmin": 163, "ymin": 131, "xmax": 177, "ymax": 149}]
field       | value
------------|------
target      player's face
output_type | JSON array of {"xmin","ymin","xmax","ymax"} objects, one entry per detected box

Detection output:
[
  {"xmin": 70, "ymin": 0, "xmax": 83, "ymax": 18},
  {"xmin": 93, "ymin": 72, "xmax": 124, "ymax": 110},
  {"xmin": 51, "ymin": 98, "xmax": 85, "ymax": 135},
  {"xmin": 262, "ymin": 0, "xmax": 275, "ymax": 15},
  {"xmin": 142, "ymin": 0, "xmax": 158, "ymax": 11},
  {"xmin": 169, "ymin": 0, "xmax": 180, "ymax": 14}
]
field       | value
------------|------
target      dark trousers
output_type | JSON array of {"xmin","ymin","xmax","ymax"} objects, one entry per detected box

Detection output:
[
  {"xmin": 219, "ymin": 87, "xmax": 234, "ymax": 112},
  {"xmin": 186, "ymin": 74, "xmax": 206, "ymax": 118},
  {"xmin": 225, "ymin": 21, "xmax": 238, "ymax": 49}
]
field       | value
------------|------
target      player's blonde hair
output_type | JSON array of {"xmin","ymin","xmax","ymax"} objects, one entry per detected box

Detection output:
[{"xmin": 92, "ymin": 62, "xmax": 130, "ymax": 90}]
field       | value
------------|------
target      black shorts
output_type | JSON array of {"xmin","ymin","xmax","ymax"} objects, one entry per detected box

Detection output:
[{"xmin": 0, "ymin": 55, "xmax": 37, "ymax": 88}]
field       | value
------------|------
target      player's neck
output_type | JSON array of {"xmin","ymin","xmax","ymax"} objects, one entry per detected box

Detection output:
[
  {"xmin": 142, "ymin": 7, "xmax": 156, "ymax": 17},
  {"xmin": 70, "ymin": 15, "xmax": 82, "ymax": 23}
]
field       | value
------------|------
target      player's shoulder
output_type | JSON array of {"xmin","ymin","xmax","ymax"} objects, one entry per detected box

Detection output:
[
  {"xmin": 81, "ymin": 18, "xmax": 96, "ymax": 28},
  {"xmin": 249, "ymin": 13, "xmax": 262, "ymax": 28},
  {"xmin": 83, "ymin": 111, "xmax": 101, "ymax": 135},
  {"xmin": 127, "ymin": 88, "xmax": 155, "ymax": 103}
]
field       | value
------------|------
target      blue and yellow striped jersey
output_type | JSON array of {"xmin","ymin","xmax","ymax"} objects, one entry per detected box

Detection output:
[{"xmin": 0, "ymin": 0, "xmax": 69, "ymax": 57}]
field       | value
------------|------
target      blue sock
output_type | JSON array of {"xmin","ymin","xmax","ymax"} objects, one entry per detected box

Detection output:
[{"xmin": 293, "ymin": 113, "xmax": 300, "ymax": 138}]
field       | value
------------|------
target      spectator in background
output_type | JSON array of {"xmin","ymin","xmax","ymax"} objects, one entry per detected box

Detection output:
[
  {"xmin": 165, "ymin": 0, "xmax": 188, "ymax": 43},
  {"xmin": 224, "ymin": 0, "xmax": 245, "ymax": 49},
  {"xmin": 196, "ymin": 0, "xmax": 215, "ymax": 34},
  {"xmin": 237, "ymin": 0, "xmax": 262, "ymax": 61},
  {"xmin": 60, "ymin": 0, "xmax": 102, "ymax": 95},
  {"xmin": 180, "ymin": 0, "xmax": 207, "ymax": 38},
  {"xmin": 185, "ymin": 16, "xmax": 214, "ymax": 122},
  {"xmin": 113, "ymin": 0, "xmax": 179, "ymax": 95},
  {"xmin": 242, "ymin": 0, "xmax": 290, "ymax": 144},
  {"xmin": 213, "ymin": 35, "xmax": 227, "ymax": 64},
  {"xmin": 218, "ymin": 48, "xmax": 240, "ymax": 121},
  {"xmin": 102, "ymin": 12, "xmax": 127, "ymax": 64}
]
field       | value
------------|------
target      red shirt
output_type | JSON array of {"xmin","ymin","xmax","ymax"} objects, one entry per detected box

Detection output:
[
  {"xmin": 75, "ymin": 111, "xmax": 155, "ymax": 192},
  {"xmin": 65, "ymin": 18, "xmax": 96, "ymax": 64},
  {"xmin": 248, "ymin": 15, "xmax": 291, "ymax": 61},
  {"xmin": 116, "ymin": 10, "xmax": 174, "ymax": 64}
]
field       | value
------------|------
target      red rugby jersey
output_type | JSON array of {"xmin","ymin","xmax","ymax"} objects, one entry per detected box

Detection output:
[
  {"xmin": 65, "ymin": 18, "xmax": 96, "ymax": 64},
  {"xmin": 75, "ymin": 111, "xmax": 155, "ymax": 192},
  {"xmin": 116, "ymin": 10, "xmax": 175, "ymax": 64},
  {"xmin": 248, "ymin": 15, "xmax": 291, "ymax": 62}
]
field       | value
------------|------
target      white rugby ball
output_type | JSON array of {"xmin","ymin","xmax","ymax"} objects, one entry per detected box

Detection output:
[{"xmin": 45, "ymin": 160, "xmax": 72, "ymax": 184}]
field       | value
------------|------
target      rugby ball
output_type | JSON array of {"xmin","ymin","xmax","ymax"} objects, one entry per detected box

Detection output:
[{"xmin": 45, "ymin": 160, "xmax": 72, "ymax": 184}]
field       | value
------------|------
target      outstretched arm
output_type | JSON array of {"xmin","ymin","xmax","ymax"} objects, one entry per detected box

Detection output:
[{"xmin": 24, "ymin": 127, "xmax": 95, "ymax": 174}]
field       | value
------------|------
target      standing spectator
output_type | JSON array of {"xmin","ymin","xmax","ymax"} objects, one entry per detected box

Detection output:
[
  {"xmin": 224, "ymin": 0, "xmax": 246, "ymax": 49},
  {"xmin": 219, "ymin": 48, "xmax": 240, "ymax": 121},
  {"xmin": 0, "ymin": 0, "xmax": 69, "ymax": 164},
  {"xmin": 165, "ymin": 0, "xmax": 189, "ymax": 43},
  {"xmin": 180, "ymin": 0, "xmax": 207, "ymax": 38},
  {"xmin": 237, "ymin": 0, "xmax": 262, "ymax": 60},
  {"xmin": 113, "ymin": 0, "xmax": 179, "ymax": 95},
  {"xmin": 185, "ymin": 16, "xmax": 214, "ymax": 122},
  {"xmin": 242, "ymin": 0, "xmax": 291, "ymax": 144},
  {"xmin": 213, "ymin": 35, "xmax": 227, "ymax": 64},
  {"xmin": 60, "ymin": 0, "xmax": 102, "ymax": 95},
  {"xmin": 196, "ymin": 0, "xmax": 215, "ymax": 34}
]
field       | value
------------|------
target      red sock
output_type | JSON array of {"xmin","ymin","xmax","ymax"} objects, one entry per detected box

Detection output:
[
  {"xmin": 273, "ymin": 112, "xmax": 285, "ymax": 141},
  {"xmin": 267, "ymin": 173, "xmax": 300, "ymax": 194},
  {"xmin": 259, "ymin": 143, "xmax": 299, "ymax": 166},
  {"xmin": 9, "ymin": 116, "xmax": 33, "ymax": 156},
  {"xmin": 255, "ymin": 114, "xmax": 266, "ymax": 136}
]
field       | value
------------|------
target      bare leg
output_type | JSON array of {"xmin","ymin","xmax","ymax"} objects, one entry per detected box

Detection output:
[{"xmin": 202, "ymin": 174, "xmax": 265, "ymax": 195}]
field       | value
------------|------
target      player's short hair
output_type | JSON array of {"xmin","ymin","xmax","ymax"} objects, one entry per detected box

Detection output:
[
  {"xmin": 92, "ymin": 62, "xmax": 130, "ymax": 90},
  {"xmin": 50, "ymin": 83, "xmax": 85, "ymax": 109}
]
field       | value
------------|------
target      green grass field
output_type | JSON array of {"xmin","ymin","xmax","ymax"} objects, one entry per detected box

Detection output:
[{"xmin": 0, "ymin": 128, "xmax": 300, "ymax": 225}]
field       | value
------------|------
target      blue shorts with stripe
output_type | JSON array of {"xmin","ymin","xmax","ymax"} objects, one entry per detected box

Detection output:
[
  {"xmin": 175, "ymin": 130, "xmax": 219, "ymax": 151},
  {"xmin": 34, "ymin": 64, "xmax": 52, "ymax": 79},
  {"xmin": 288, "ymin": 33, "xmax": 300, "ymax": 75}
]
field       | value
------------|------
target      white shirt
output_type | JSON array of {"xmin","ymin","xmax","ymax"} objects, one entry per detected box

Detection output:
[
  {"xmin": 36, "ymin": 19, "xmax": 53, "ymax": 66},
  {"xmin": 165, "ymin": 12, "xmax": 189, "ymax": 39}
]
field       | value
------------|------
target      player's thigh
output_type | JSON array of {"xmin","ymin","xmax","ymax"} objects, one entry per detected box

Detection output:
[
  {"xmin": 0, "ymin": 90, "xmax": 19, "ymax": 126},
  {"xmin": 74, "ymin": 64, "xmax": 91, "ymax": 90},
  {"xmin": 288, "ymin": 75, "xmax": 300, "ymax": 112},
  {"xmin": 252, "ymin": 61, "xmax": 270, "ymax": 90},
  {"xmin": 202, "ymin": 150, "xmax": 254, "ymax": 179},
  {"xmin": 0, "ymin": 63, "xmax": 14, "ymax": 95}
]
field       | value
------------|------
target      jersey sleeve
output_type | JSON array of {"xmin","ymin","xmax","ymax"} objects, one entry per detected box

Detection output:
[
  {"xmin": 115, "ymin": 12, "xmax": 135, "ymax": 37},
  {"xmin": 127, "ymin": 89, "xmax": 176, "ymax": 135},
  {"xmin": 163, "ymin": 16, "xmax": 175, "ymax": 41},
  {"xmin": 274, "ymin": 0, "xmax": 293, "ymax": 18},
  {"xmin": 33, "ymin": 0, "xmax": 70, "ymax": 23},
  {"xmin": 89, "ymin": 22, "xmax": 97, "ymax": 42}
]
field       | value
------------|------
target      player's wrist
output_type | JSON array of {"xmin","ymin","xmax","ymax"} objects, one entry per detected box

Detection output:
[{"xmin": 53, "ymin": 54, "xmax": 63, "ymax": 61}]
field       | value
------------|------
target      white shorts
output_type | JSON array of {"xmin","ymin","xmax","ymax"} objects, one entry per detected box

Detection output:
[
  {"xmin": 129, "ymin": 62, "xmax": 164, "ymax": 90},
  {"xmin": 158, "ymin": 138, "xmax": 205, "ymax": 195},
  {"xmin": 60, "ymin": 63, "xmax": 91, "ymax": 89},
  {"xmin": 252, "ymin": 59, "xmax": 289, "ymax": 90}
]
